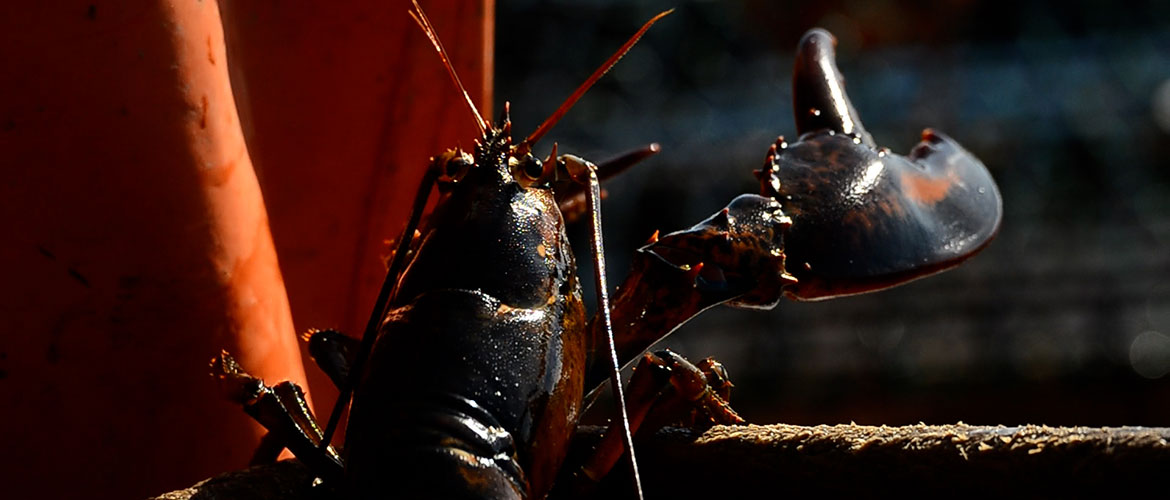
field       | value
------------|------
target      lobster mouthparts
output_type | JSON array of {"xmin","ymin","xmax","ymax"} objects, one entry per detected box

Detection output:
[{"xmin": 761, "ymin": 28, "xmax": 1002, "ymax": 300}]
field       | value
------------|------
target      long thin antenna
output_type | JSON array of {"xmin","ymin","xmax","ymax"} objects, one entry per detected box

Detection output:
[
  {"xmin": 516, "ymin": 9, "xmax": 673, "ymax": 154},
  {"xmin": 409, "ymin": 0, "xmax": 489, "ymax": 135},
  {"xmin": 588, "ymin": 172, "xmax": 645, "ymax": 499},
  {"xmin": 319, "ymin": 166, "xmax": 439, "ymax": 449},
  {"xmin": 562, "ymin": 155, "xmax": 645, "ymax": 499}
]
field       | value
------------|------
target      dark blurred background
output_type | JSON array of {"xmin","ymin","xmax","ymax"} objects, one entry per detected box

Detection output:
[{"xmin": 495, "ymin": 0, "xmax": 1170, "ymax": 427}]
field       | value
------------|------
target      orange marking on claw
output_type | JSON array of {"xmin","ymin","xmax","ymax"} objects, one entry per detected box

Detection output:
[{"xmin": 901, "ymin": 171, "xmax": 955, "ymax": 205}]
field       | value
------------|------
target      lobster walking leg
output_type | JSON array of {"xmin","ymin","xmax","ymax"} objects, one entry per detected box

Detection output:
[
  {"xmin": 304, "ymin": 328, "xmax": 359, "ymax": 389},
  {"xmin": 210, "ymin": 352, "xmax": 343, "ymax": 481},
  {"xmin": 250, "ymin": 430, "xmax": 289, "ymax": 465},
  {"xmin": 560, "ymin": 349, "xmax": 743, "ymax": 496},
  {"xmin": 634, "ymin": 350, "xmax": 744, "ymax": 429}
]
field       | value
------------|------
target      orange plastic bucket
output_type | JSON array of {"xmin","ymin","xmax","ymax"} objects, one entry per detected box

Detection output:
[{"xmin": 0, "ymin": 1, "xmax": 490, "ymax": 498}]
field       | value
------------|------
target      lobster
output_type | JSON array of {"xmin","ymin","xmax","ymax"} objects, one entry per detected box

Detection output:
[{"xmin": 211, "ymin": 5, "xmax": 1002, "ymax": 500}]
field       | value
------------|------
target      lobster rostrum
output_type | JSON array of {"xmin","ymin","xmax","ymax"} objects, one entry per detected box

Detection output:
[{"xmin": 211, "ymin": 10, "xmax": 1002, "ymax": 500}]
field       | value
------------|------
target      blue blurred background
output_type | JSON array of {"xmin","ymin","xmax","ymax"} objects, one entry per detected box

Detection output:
[{"xmin": 496, "ymin": 0, "xmax": 1170, "ymax": 426}]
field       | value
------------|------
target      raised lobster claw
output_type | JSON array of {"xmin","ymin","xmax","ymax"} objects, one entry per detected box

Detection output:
[
  {"xmin": 592, "ymin": 27, "xmax": 1002, "ymax": 388},
  {"xmin": 759, "ymin": 28, "xmax": 1002, "ymax": 300}
]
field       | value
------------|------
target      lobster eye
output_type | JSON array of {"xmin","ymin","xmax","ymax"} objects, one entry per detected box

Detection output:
[
  {"xmin": 523, "ymin": 158, "xmax": 543, "ymax": 179},
  {"xmin": 435, "ymin": 150, "xmax": 474, "ymax": 185},
  {"xmin": 510, "ymin": 154, "xmax": 551, "ymax": 187}
]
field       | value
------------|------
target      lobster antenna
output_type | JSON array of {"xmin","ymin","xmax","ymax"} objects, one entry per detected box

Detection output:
[
  {"xmin": 516, "ymin": 9, "xmax": 673, "ymax": 155},
  {"xmin": 576, "ymin": 161, "xmax": 645, "ymax": 500},
  {"xmin": 409, "ymin": 0, "xmax": 489, "ymax": 135},
  {"xmin": 319, "ymin": 165, "xmax": 441, "ymax": 449}
]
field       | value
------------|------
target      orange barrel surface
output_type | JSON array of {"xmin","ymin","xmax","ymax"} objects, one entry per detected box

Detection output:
[
  {"xmin": 219, "ymin": 0, "xmax": 492, "ymax": 437},
  {"xmin": 0, "ymin": 0, "xmax": 490, "ymax": 498}
]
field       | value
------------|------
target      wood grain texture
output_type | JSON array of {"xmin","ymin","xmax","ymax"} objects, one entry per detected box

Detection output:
[{"xmin": 151, "ymin": 423, "xmax": 1170, "ymax": 498}]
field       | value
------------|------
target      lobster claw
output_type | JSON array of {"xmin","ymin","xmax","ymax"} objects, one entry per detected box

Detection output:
[{"xmin": 762, "ymin": 28, "xmax": 1002, "ymax": 300}]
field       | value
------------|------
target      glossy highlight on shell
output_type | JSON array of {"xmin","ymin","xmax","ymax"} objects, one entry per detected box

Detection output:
[{"xmin": 760, "ymin": 28, "xmax": 1002, "ymax": 300}]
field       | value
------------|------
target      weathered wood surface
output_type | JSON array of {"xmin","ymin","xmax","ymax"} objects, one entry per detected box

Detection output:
[
  {"xmin": 631, "ymin": 423, "xmax": 1170, "ymax": 497},
  {"xmin": 151, "ymin": 423, "xmax": 1170, "ymax": 499}
]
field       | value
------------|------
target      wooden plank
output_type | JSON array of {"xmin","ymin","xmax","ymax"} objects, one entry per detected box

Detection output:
[{"xmin": 150, "ymin": 423, "xmax": 1170, "ymax": 498}]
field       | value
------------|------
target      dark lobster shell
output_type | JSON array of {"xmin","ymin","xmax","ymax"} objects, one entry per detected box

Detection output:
[{"xmin": 765, "ymin": 28, "xmax": 1002, "ymax": 300}]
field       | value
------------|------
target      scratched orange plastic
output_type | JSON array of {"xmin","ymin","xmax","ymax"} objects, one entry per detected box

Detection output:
[{"xmin": 0, "ymin": 1, "xmax": 489, "ymax": 498}]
